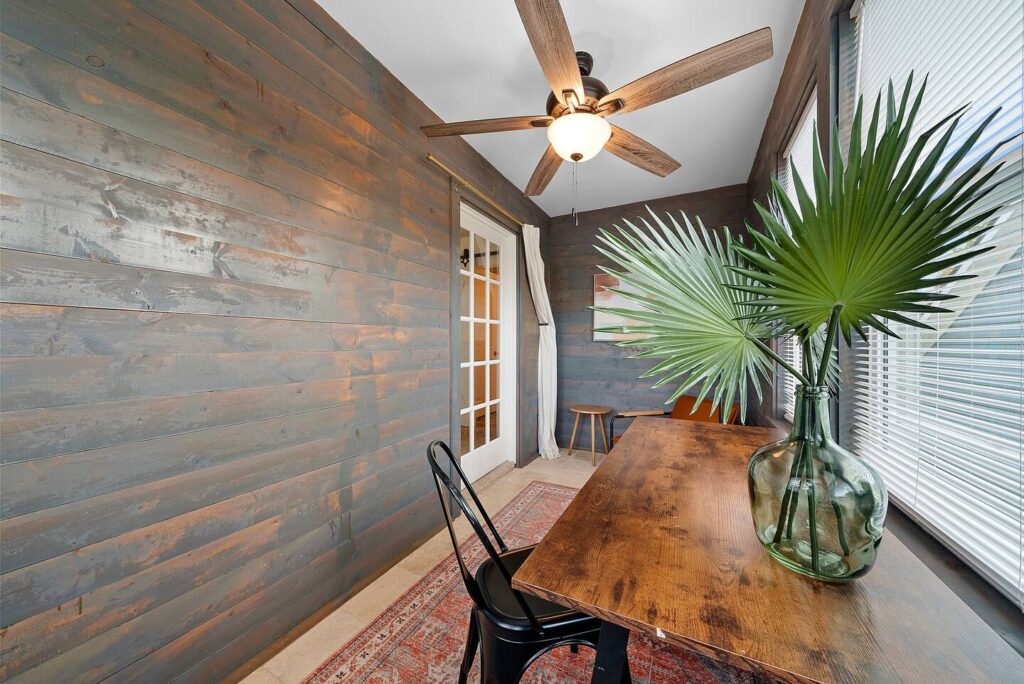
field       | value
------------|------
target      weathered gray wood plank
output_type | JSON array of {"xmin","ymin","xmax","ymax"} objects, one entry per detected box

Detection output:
[
  {"xmin": 1, "ymin": 346, "xmax": 447, "ymax": 411},
  {"xmin": 0, "ymin": 247, "xmax": 446, "ymax": 327},
  {"xmin": 0, "ymin": 304, "xmax": 448, "ymax": 358},
  {"xmin": 1, "ymin": 365, "xmax": 447, "ymax": 464},
  {"xmin": 0, "ymin": 190, "xmax": 446, "ymax": 293},
  {"xmin": 0, "ymin": 194, "xmax": 449, "ymax": 313}
]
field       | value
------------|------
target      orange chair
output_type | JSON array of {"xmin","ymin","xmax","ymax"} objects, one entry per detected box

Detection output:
[{"xmin": 609, "ymin": 395, "xmax": 739, "ymax": 444}]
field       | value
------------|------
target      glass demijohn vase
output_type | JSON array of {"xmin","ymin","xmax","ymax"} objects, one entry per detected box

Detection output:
[{"xmin": 748, "ymin": 386, "xmax": 887, "ymax": 581}]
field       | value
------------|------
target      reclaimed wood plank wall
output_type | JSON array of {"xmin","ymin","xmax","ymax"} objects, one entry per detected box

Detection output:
[
  {"xmin": 0, "ymin": 0, "xmax": 548, "ymax": 680},
  {"xmin": 547, "ymin": 186, "xmax": 750, "ymax": 447}
]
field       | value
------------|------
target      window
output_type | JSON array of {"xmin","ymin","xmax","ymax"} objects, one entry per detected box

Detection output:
[
  {"xmin": 841, "ymin": 0, "xmax": 1023, "ymax": 607},
  {"xmin": 776, "ymin": 90, "xmax": 817, "ymax": 421}
]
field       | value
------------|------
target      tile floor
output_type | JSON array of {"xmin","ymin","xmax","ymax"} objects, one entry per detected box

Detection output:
[{"xmin": 242, "ymin": 449, "xmax": 600, "ymax": 684}]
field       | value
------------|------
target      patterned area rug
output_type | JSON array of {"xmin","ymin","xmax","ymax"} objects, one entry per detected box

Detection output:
[{"xmin": 304, "ymin": 481, "xmax": 772, "ymax": 683}]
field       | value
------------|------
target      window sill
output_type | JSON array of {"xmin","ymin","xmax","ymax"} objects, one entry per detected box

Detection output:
[{"xmin": 885, "ymin": 503, "xmax": 1024, "ymax": 656}]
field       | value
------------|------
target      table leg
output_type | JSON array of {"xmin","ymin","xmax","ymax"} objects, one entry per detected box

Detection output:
[
  {"xmin": 590, "ymin": 414, "xmax": 596, "ymax": 466},
  {"xmin": 591, "ymin": 621, "xmax": 631, "ymax": 684},
  {"xmin": 598, "ymin": 415, "xmax": 609, "ymax": 454},
  {"xmin": 567, "ymin": 413, "xmax": 581, "ymax": 455}
]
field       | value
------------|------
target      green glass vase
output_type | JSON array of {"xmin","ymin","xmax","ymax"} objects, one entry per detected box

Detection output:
[{"xmin": 748, "ymin": 386, "xmax": 887, "ymax": 581}]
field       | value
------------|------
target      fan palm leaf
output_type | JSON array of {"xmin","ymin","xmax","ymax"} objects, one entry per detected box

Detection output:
[
  {"xmin": 731, "ymin": 75, "xmax": 1009, "ymax": 388},
  {"xmin": 592, "ymin": 209, "xmax": 781, "ymax": 421}
]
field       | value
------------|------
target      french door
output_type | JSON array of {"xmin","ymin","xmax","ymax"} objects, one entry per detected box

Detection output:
[{"xmin": 457, "ymin": 203, "xmax": 517, "ymax": 482}]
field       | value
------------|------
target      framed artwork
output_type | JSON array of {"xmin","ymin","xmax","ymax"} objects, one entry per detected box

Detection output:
[{"xmin": 592, "ymin": 273, "xmax": 648, "ymax": 342}]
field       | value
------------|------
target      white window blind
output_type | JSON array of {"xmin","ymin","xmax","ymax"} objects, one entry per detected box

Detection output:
[
  {"xmin": 776, "ymin": 91, "xmax": 817, "ymax": 421},
  {"xmin": 842, "ymin": 0, "xmax": 1024, "ymax": 607}
]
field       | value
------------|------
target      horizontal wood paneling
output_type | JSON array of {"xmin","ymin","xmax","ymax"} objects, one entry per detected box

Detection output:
[
  {"xmin": 548, "ymin": 186, "xmax": 750, "ymax": 447},
  {"xmin": 0, "ymin": 0, "xmax": 548, "ymax": 679}
]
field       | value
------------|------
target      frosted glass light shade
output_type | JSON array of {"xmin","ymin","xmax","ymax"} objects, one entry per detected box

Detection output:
[{"xmin": 546, "ymin": 113, "xmax": 611, "ymax": 162}]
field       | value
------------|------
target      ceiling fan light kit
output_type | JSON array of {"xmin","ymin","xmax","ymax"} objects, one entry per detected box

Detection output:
[
  {"xmin": 546, "ymin": 112, "xmax": 611, "ymax": 162},
  {"xmin": 422, "ymin": 0, "xmax": 774, "ymax": 198}
]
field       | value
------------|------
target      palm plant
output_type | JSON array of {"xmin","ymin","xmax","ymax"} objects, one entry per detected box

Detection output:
[{"xmin": 592, "ymin": 75, "xmax": 1010, "ymax": 580}]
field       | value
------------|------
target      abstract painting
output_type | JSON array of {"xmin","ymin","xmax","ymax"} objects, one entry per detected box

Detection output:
[{"xmin": 593, "ymin": 273, "xmax": 649, "ymax": 342}]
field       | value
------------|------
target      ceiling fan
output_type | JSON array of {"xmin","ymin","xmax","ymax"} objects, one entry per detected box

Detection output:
[{"xmin": 421, "ymin": 0, "xmax": 773, "ymax": 196}]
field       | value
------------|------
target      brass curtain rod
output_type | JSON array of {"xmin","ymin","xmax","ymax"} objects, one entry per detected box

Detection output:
[{"xmin": 426, "ymin": 153, "xmax": 526, "ymax": 226}]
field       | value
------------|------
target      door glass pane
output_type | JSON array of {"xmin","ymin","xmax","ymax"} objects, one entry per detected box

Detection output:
[
  {"xmin": 460, "ymin": 412, "xmax": 471, "ymax": 455},
  {"xmin": 489, "ymin": 283, "xmax": 500, "ymax": 320},
  {"xmin": 473, "ymin": 407, "xmax": 486, "ymax": 448},
  {"xmin": 460, "ymin": 366, "xmax": 470, "ymax": 411},
  {"xmin": 473, "ymin": 322, "xmax": 486, "ymax": 364},
  {"xmin": 489, "ymin": 241, "xmax": 500, "ymax": 280},
  {"xmin": 489, "ymin": 323, "xmax": 500, "ymax": 360},
  {"xmin": 460, "ymin": 228, "xmax": 471, "ymax": 272},
  {"xmin": 474, "ymin": 234, "xmax": 487, "ymax": 276},
  {"xmin": 489, "ymin": 363, "xmax": 499, "ymax": 402},
  {"xmin": 489, "ymin": 404, "xmax": 499, "ymax": 441},
  {"xmin": 473, "ymin": 364, "xmax": 486, "ymax": 405},
  {"xmin": 473, "ymin": 277, "xmax": 487, "ymax": 319},
  {"xmin": 459, "ymin": 274, "xmax": 470, "ymax": 318}
]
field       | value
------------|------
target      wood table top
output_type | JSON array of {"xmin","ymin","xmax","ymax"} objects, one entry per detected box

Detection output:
[{"xmin": 512, "ymin": 417, "xmax": 1023, "ymax": 683}]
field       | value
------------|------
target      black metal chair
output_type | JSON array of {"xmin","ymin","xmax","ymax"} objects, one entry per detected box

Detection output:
[{"xmin": 427, "ymin": 440, "xmax": 628, "ymax": 684}]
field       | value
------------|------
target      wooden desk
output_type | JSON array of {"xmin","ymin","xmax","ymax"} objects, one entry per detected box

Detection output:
[{"xmin": 512, "ymin": 418, "xmax": 1023, "ymax": 683}]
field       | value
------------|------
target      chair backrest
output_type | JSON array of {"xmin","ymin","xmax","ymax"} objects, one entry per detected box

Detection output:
[
  {"xmin": 426, "ymin": 440, "xmax": 544, "ymax": 633},
  {"xmin": 670, "ymin": 395, "xmax": 739, "ymax": 424}
]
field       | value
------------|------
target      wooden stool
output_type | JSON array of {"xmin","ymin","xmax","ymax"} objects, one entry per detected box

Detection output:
[{"xmin": 567, "ymin": 404, "xmax": 611, "ymax": 465}]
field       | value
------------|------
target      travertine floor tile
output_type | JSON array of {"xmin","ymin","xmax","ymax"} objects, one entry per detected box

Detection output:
[
  {"xmin": 242, "ymin": 667, "xmax": 285, "ymax": 684},
  {"xmin": 396, "ymin": 529, "xmax": 457, "ymax": 575},
  {"xmin": 261, "ymin": 610, "xmax": 365, "ymax": 682},
  {"xmin": 339, "ymin": 565, "xmax": 421, "ymax": 623}
]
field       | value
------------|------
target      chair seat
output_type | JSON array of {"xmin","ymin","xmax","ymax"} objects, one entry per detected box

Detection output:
[{"xmin": 475, "ymin": 545, "xmax": 599, "ymax": 633}]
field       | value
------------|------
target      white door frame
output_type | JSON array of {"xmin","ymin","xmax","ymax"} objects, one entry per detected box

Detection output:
[{"xmin": 457, "ymin": 202, "xmax": 518, "ymax": 483}]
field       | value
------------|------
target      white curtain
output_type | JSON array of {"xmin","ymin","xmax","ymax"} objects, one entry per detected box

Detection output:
[{"xmin": 522, "ymin": 225, "xmax": 560, "ymax": 459}]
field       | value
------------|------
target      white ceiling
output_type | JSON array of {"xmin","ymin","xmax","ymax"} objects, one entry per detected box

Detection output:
[{"xmin": 319, "ymin": 0, "xmax": 803, "ymax": 216}]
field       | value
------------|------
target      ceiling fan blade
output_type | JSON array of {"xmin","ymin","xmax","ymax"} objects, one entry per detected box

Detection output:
[
  {"xmin": 514, "ymin": 0, "xmax": 585, "ymax": 107},
  {"xmin": 606, "ymin": 125, "xmax": 680, "ymax": 177},
  {"xmin": 524, "ymin": 145, "xmax": 562, "ymax": 196},
  {"xmin": 421, "ymin": 115, "xmax": 553, "ymax": 137},
  {"xmin": 600, "ymin": 27, "xmax": 773, "ymax": 115}
]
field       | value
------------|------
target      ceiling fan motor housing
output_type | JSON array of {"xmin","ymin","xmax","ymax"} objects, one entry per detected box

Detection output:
[{"xmin": 546, "ymin": 51, "xmax": 610, "ymax": 116}]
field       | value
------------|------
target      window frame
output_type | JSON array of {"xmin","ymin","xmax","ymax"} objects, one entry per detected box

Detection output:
[{"xmin": 773, "ymin": 84, "xmax": 820, "ymax": 423}]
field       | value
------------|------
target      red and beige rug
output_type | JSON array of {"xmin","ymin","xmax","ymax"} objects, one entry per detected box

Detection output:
[{"xmin": 304, "ymin": 481, "xmax": 772, "ymax": 683}]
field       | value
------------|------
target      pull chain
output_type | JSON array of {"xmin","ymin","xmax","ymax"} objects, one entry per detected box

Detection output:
[{"xmin": 571, "ymin": 159, "xmax": 579, "ymax": 226}]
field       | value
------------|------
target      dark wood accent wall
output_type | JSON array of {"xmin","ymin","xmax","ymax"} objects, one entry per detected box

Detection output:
[
  {"xmin": 547, "ymin": 186, "xmax": 749, "ymax": 447},
  {"xmin": 0, "ymin": 0, "xmax": 547, "ymax": 680}
]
